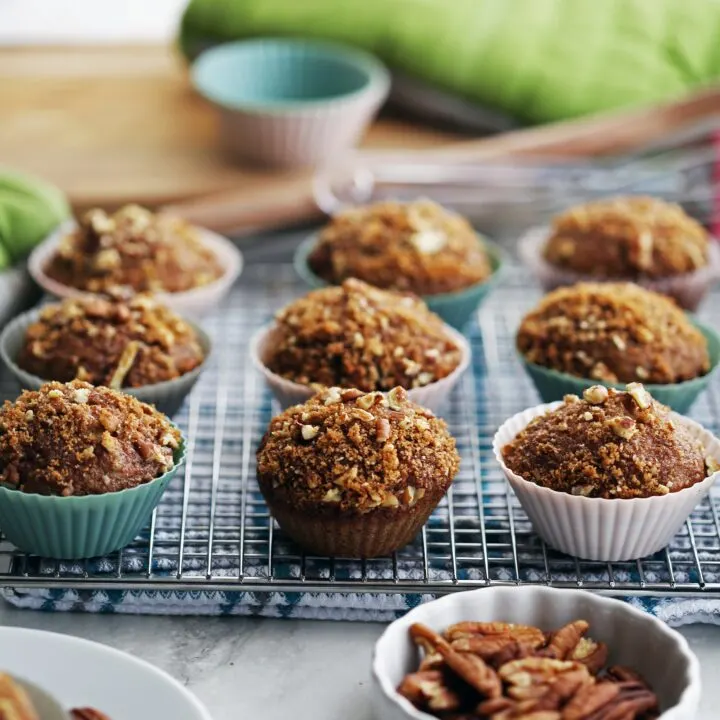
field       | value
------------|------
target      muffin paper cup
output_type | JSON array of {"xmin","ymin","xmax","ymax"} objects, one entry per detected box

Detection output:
[
  {"xmin": 264, "ymin": 489, "xmax": 446, "ymax": 558},
  {"xmin": 0, "ymin": 308, "xmax": 212, "ymax": 417},
  {"xmin": 518, "ymin": 225, "xmax": 720, "ymax": 311},
  {"xmin": 493, "ymin": 403, "xmax": 720, "ymax": 562},
  {"xmin": 293, "ymin": 233, "xmax": 505, "ymax": 330},
  {"xmin": 250, "ymin": 321, "xmax": 471, "ymax": 414},
  {"xmin": 519, "ymin": 319, "xmax": 720, "ymax": 414},
  {"xmin": 28, "ymin": 221, "xmax": 243, "ymax": 318},
  {"xmin": 0, "ymin": 436, "xmax": 186, "ymax": 560}
]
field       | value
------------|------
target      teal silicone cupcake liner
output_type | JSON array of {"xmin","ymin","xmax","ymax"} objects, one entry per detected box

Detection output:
[
  {"xmin": 520, "ymin": 320, "xmax": 720, "ymax": 414},
  {"xmin": 0, "ymin": 437, "xmax": 186, "ymax": 560},
  {"xmin": 293, "ymin": 233, "xmax": 504, "ymax": 330},
  {"xmin": 0, "ymin": 308, "xmax": 212, "ymax": 417}
]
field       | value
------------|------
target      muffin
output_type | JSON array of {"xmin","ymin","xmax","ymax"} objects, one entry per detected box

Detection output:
[
  {"xmin": 308, "ymin": 200, "xmax": 492, "ymax": 296},
  {"xmin": 543, "ymin": 196, "xmax": 710, "ymax": 279},
  {"xmin": 264, "ymin": 278, "xmax": 462, "ymax": 393},
  {"xmin": 16, "ymin": 294, "xmax": 205, "ymax": 389},
  {"xmin": 256, "ymin": 386, "xmax": 460, "ymax": 557},
  {"xmin": 0, "ymin": 381, "xmax": 180, "ymax": 496},
  {"xmin": 493, "ymin": 385, "xmax": 720, "ymax": 560},
  {"xmin": 517, "ymin": 282, "xmax": 710, "ymax": 385},
  {"xmin": 44, "ymin": 204, "xmax": 223, "ymax": 294},
  {"xmin": 502, "ymin": 384, "xmax": 713, "ymax": 499}
]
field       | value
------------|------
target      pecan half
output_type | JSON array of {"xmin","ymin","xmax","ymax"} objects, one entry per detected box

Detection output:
[
  {"xmin": 437, "ymin": 643, "xmax": 503, "ymax": 698},
  {"xmin": 571, "ymin": 638, "xmax": 609, "ymax": 675},
  {"xmin": 445, "ymin": 621, "xmax": 546, "ymax": 649},
  {"xmin": 397, "ymin": 670, "xmax": 461, "ymax": 712},
  {"xmin": 539, "ymin": 620, "xmax": 589, "ymax": 659},
  {"xmin": 451, "ymin": 635, "xmax": 516, "ymax": 660},
  {"xmin": 563, "ymin": 682, "xmax": 621, "ymax": 719}
]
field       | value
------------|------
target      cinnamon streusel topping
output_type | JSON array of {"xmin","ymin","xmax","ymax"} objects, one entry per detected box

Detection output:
[
  {"xmin": 543, "ymin": 196, "xmax": 710, "ymax": 278},
  {"xmin": 0, "ymin": 381, "xmax": 180, "ymax": 496},
  {"xmin": 309, "ymin": 199, "xmax": 491, "ymax": 295},
  {"xmin": 19, "ymin": 294, "xmax": 205, "ymax": 388},
  {"xmin": 517, "ymin": 282, "xmax": 709, "ymax": 384},
  {"xmin": 45, "ymin": 204, "xmax": 223, "ymax": 294},
  {"xmin": 256, "ymin": 386, "xmax": 460, "ymax": 514},
  {"xmin": 502, "ymin": 385, "xmax": 713, "ymax": 499},
  {"xmin": 266, "ymin": 278, "xmax": 462, "ymax": 391}
]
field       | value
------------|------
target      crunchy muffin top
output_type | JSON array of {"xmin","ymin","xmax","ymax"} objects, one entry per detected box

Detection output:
[
  {"xmin": 266, "ymin": 278, "xmax": 462, "ymax": 392},
  {"xmin": 308, "ymin": 199, "xmax": 492, "ymax": 295},
  {"xmin": 0, "ymin": 381, "xmax": 181, "ymax": 496},
  {"xmin": 502, "ymin": 384, "xmax": 715, "ymax": 499},
  {"xmin": 45, "ymin": 204, "xmax": 223, "ymax": 294},
  {"xmin": 517, "ymin": 282, "xmax": 709, "ymax": 384},
  {"xmin": 19, "ymin": 294, "xmax": 205, "ymax": 389},
  {"xmin": 256, "ymin": 386, "xmax": 460, "ymax": 514},
  {"xmin": 543, "ymin": 196, "xmax": 710, "ymax": 278}
]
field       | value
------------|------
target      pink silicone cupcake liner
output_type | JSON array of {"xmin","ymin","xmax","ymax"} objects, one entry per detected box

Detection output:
[
  {"xmin": 250, "ymin": 323, "xmax": 470, "ymax": 415},
  {"xmin": 517, "ymin": 225, "xmax": 720, "ymax": 311},
  {"xmin": 493, "ymin": 401, "xmax": 720, "ymax": 562},
  {"xmin": 28, "ymin": 221, "xmax": 243, "ymax": 318}
]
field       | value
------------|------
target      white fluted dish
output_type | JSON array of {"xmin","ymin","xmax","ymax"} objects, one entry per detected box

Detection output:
[
  {"xmin": 371, "ymin": 586, "xmax": 701, "ymax": 720},
  {"xmin": 493, "ymin": 402, "xmax": 720, "ymax": 562}
]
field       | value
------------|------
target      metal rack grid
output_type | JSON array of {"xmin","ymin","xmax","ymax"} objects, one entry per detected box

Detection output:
[{"xmin": 1, "ymin": 262, "xmax": 720, "ymax": 598}]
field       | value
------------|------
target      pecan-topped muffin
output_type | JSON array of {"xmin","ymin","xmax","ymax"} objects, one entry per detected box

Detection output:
[
  {"xmin": 308, "ymin": 199, "xmax": 492, "ymax": 295},
  {"xmin": 18, "ymin": 294, "xmax": 205, "ymax": 388},
  {"xmin": 543, "ymin": 196, "xmax": 710, "ymax": 279},
  {"xmin": 517, "ymin": 282, "xmax": 709, "ymax": 384},
  {"xmin": 45, "ymin": 204, "xmax": 223, "ymax": 294},
  {"xmin": 265, "ymin": 278, "xmax": 462, "ymax": 392},
  {"xmin": 502, "ymin": 384, "xmax": 715, "ymax": 499},
  {"xmin": 256, "ymin": 386, "xmax": 460, "ymax": 557},
  {"xmin": 0, "ymin": 381, "xmax": 181, "ymax": 496}
]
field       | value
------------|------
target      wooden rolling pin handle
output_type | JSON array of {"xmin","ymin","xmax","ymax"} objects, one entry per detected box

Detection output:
[{"xmin": 160, "ymin": 174, "xmax": 323, "ymax": 236}]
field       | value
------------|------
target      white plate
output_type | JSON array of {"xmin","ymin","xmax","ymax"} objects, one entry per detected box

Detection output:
[{"xmin": 0, "ymin": 627, "xmax": 212, "ymax": 720}]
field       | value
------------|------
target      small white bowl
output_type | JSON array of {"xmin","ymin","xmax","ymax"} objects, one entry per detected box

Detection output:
[
  {"xmin": 493, "ymin": 402, "xmax": 720, "ymax": 562},
  {"xmin": 249, "ymin": 321, "xmax": 470, "ymax": 415},
  {"xmin": 28, "ymin": 221, "xmax": 243, "ymax": 318},
  {"xmin": 371, "ymin": 586, "xmax": 701, "ymax": 720}
]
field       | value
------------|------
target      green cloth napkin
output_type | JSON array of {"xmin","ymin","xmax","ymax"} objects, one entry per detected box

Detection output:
[
  {"xmin": 0, "ymin": 169, "xmax": 70, "ymax": 269},
  {"xmin": 178, "ymin": 0, "xmax": 720, "ymax": 125}
]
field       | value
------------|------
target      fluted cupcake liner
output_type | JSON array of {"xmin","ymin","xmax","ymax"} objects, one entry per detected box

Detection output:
[
  {"xmin": 0, "ymin": 437, "xmax": 186, "ymax": 560},
  {"xmin": 0, "ymin": 309, "xmax": 212, "ymax": 417},
  {"xmin": 28, "ymin": 221, "xmax": 243, "ymax": 318},
  {"xmin": 518, "ymin": 225, "xmax": 720, "ymax": 311},
  {"xmin": 250, "ymin": 322, "xmax": 470, "ymax": 415},
  {"xmin": 263, "ymin": 489, "xmax": 445, "ymax": 558},
  {"xmin": 293, "ymin": 233, "xmax": 505, "ymax": 330},
  {"xmin": 519, "ymin": 319, "xmax": 720, "ymax": 414},
  {"xmin": 493, "ymin": 403, "xmax": 720, "ymax": 562}
]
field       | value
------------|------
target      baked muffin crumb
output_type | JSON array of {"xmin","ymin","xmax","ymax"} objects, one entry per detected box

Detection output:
[
  {"xmin": 266, "ymin": 278, "xmax": 462, "ymax": 392},
  {"xmin": 502, "ymin": 385, "xmax": 712, "ymax": 499}
]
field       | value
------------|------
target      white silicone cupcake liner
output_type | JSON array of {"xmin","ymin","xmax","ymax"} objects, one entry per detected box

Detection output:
[
  {"xmin": 0, "ymin": 307, "xmax": 212, "ymax": 417},
  {"xmin": 250, "ymin": 322, "xmax": 470, "ymax": 415},
  {"xmin": 518, "ymin": 225, "xmax": 720, "ymax": 311},
  {"xmin": 28, "ymin": 220, "xmax": 243, "ymax": 318},
  {"xmin": 492, "ymin": 401, "xmax": 720, "ymax": 562}
]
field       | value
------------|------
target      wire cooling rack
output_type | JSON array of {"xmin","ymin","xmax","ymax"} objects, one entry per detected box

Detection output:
[{"xmin": 1, "ymin": 262, "xmax": 720, "ymax": 598}]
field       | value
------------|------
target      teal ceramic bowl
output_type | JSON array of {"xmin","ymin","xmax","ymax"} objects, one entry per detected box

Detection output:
[
  {"xmin": 520, "ymin": 320, "xmax": 720, "ymax": 414},
  {"xmin": 191, "ymin": 39, "xmax": 390, "ymax": 168},
  {"xmin": 293, "ymin": 233, "xmax": 504, "ymax": 330},
  {"xmin": 0, "ymin": 436, "xmax": 186, "ymax": 560}
]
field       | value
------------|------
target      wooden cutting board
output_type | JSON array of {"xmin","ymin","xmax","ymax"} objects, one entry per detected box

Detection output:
[{"xmin": 0, "ymin": 45, "xmax": 458, "ymax": 212}]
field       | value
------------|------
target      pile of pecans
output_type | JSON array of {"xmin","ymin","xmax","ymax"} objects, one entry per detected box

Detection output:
[{"xmin": 397, "ymin": 619, "xmax": 659, "ymax": 719}]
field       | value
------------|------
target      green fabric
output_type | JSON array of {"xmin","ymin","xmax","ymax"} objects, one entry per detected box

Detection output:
[
  {"xmin": 0, "ymin": 168, "xmax": 70, "ymax": 269},
  {"xmin": 178, "ymin": 0, "xmax": 720, "ymax": 124}
]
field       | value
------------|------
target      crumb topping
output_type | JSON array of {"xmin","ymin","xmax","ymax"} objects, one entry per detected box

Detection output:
[
  {"xmin": 256, "ymin": 386, "xmax": 460, "ymax": 514},
  {"xmin": 308, "ymin": 199, "xmax": 492, "ymax": 295},
  {"xmin": 0, "ymin": 381, "xmax": 181, "ymax": 496},
  {"xmin": 502, "ymin": 385, "xmax": 712, "ymax": 499},
  {"xmin": 19, "ymin": 294, "xmax": 205, "ymax": 389},
  {"xmin": 266, "ymin": 278, "xmax": 462, "ymax": 392},
  {"xmin": 544, "ymin": 196, "xmax": 710, "ymax": 278},
  {"xmin": 45, "ymin": 204, "xmax": 223, "ymax": 294},
  {"xmin": 517, "ymin": 282, "xmax": 709, "ymax": 384}
]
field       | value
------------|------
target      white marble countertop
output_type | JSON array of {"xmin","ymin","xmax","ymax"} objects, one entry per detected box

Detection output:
[{"xmin": 0, "ymin": 602, "xmax": 718, "ymax": 719}]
